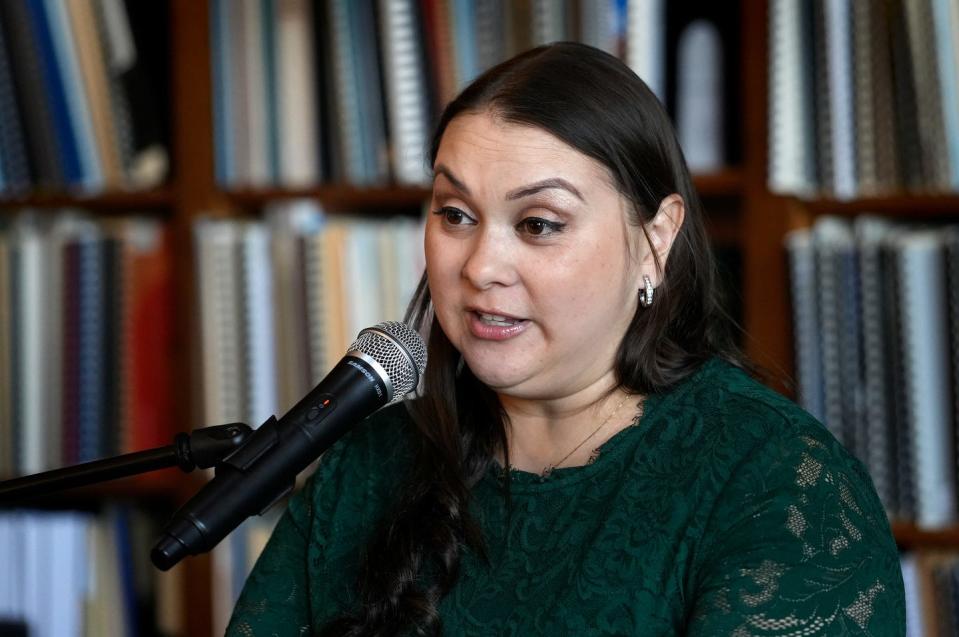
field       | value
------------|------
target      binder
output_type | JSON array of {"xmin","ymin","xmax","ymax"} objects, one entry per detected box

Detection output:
[
  {"xmin": 854, "ymin": 216, "xmax": 897, "ymax": 511},
  {"xmin": 895, "ymin": 231, "xmax": 957, "ymax": 529}
]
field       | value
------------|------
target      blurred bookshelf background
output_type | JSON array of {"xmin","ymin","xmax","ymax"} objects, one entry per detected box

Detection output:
[{"xmin": 0, "ymin": 0, "xmax": 956, "ymax": 635}]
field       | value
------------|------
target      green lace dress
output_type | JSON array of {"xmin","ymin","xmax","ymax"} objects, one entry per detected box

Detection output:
[{"xmin": 227, "ymin": 358, "xmax": 906, "ymax": 635}]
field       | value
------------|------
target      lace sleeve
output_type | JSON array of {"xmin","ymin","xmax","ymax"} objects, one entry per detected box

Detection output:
[
  {"xmin": 225, "ymin": 440, "xmax": 349, "ymax": 637},
  {"xmin": 686, "ymin": 429, "xmax": 906, "ymax": 636}
]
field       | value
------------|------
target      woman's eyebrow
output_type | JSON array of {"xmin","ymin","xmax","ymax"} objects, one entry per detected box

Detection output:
[
  {"xmin": 433, "ymin": 165, "xmax": 470, "ymax": 194},
  {"xmin": 505, "ymin": 178, "xmax": 584, "ymax": 202},
  {"xmin": 433, "ymin": 165, "xmax": 584, "ymax": 202}
]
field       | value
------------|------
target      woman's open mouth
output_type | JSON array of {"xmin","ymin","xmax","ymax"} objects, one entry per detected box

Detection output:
[{"xmin": 468, "ymin": 310, "xmax": 530, "ymax": 340}]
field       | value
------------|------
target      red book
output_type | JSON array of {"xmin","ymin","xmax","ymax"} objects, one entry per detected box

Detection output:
[{"xmin": 125, "ymin": 222, "xmax": 174, "ymax": 457}]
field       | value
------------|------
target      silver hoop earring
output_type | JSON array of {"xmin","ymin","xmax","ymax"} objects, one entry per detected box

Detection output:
[{"xmin": 639, "ymin": 275, "xmax": 655, "ymax": 308}]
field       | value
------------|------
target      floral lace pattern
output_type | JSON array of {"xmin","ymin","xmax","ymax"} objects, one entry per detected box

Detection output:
[{"xmin": 227, "ymin": 359, "xmax": 905, "ymax": 636}]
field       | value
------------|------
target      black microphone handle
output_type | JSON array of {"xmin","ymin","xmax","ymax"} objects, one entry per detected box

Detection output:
[{"xmin": 151, "ymin": 354, "xmax": 389, "ymax": 570}]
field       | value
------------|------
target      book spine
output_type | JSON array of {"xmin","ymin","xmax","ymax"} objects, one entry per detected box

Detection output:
[
  {"xmin": 379, "ymin": 0, "xmax": 430, "ymax": 185},
  {"xmin": 43, "ymin": 0, "xmax": 104, "ymax": 191},
  {"xmin": 0, "ymin": 11, "xmax": 33, "ymax": 193},
  {"xmin": 210, "ymin": 0, "xmax": 234, "ymax": 186},
  {"xmin": 897, "ymin": 232, "xmax": 957, "ymax": 528},
  {"xmin": 23, "ymin": 0, "xmax": 85, "ymax": 187}
]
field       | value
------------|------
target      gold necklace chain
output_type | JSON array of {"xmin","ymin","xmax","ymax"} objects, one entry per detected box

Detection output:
[{"xmin": 541, "ymin": 392, "xmax": 635, "ymax": 477}]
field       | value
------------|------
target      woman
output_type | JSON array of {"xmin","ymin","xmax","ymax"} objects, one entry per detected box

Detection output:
[{"xmin": 228, "ymin": 42, "xmax": 905, "ymax": 635}]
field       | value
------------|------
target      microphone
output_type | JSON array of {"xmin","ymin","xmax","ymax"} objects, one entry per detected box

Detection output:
[{"xmin": 150, "ymin": 321, "xmax": 427, "ymax": 571}]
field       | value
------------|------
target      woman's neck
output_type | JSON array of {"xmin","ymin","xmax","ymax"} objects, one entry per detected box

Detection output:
[{"xmin": 496, "ymin": 385, "xmax": 643, "ymax": 474}]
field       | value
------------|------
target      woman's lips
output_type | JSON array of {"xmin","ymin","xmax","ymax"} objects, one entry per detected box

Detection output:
[{"xmin": 467, "ymin": 310, "xmax": 530, "ymax": 341}]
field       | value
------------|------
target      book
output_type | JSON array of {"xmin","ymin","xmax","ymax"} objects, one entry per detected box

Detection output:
[
  {"xmin": 0, "ymin": 233, "xmax": 10, "ymax": 475},
  {"xmin": 823, "ymin": 0, "xmax": 856, "ymax": 199},
  {"xmin": 193, "ymin": 219, "xmax": 246, "ymax": 428},
  {"xmin": 241, "ymin": 0, "xmax": 270, "ymax": 187},
  {"xmin": 811, "ymin": 217, "xmax": 854, "ymax": 448},
  {"xmin": 904, "ymin": 0, "xmax": 949, "ymax": 192},
  {"xmin": 67, "ymin": 0, "xmax": 124, "ymax": 190},
  {"xmin": 122, "ymin": 219, "xmax": 174, "ymax": 454},
  {"xmin": 99, "ymin": 0, "xmax": 169, "ymax": 188},
  {"xmin": 380, "ymin": 0, "xmax": 431, "ymax": 185},
  {"xmin": 10, "ymin": 218, "xmax": 46, "ymax": 474},
  {"xmin": 275, "ymin": 0, "xmax": 321, "ymax": 187},
  {"xmin": 784, "ymin": 228, "xmax": 824, "ymax": 423},
  {"xmin": 675, "ymin": 19, "xmax": 723, "ymax": 173},
  {"xmin": 626, "ymin": 0, "xmax": 665, "ymax": 102},
  {"xmin": 210, "ymin": 0, "xmax": 235, "ymax": 186},
  {"xmin": 240, "ymin": 221, "xmax": 278, "ymax": 425},
  {"xmin": 0, "ymin": 7, "xmax": 33, "ymax": 194},
  {"xmin": 23, "ymin": 0, "xmax": 84, "ymax": 186},
  {"xmin": 895, "ymin": 231, "xmax": 956, "ymax": 529},
  {"xmin": 854, "ymin": 216, "xmax": 897, "ymax": 511},
  {"xmin": 39, "ymin": 0, "xmax": 104, "ymax": 190}
]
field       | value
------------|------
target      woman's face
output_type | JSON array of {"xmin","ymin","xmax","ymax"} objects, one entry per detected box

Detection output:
[{"xmin": 425, "ymin": 111, "xmax": 654, "ymax": 401}]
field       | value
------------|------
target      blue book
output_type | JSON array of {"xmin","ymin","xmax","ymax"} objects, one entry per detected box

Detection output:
[
  {"xmin": 451, "ymin": 0, "xmax": 479, "ymax": 89},
  {"xmin": 40, "ymin": 0, "xmax": 102, "ymax": 191},
  {"xmin": 0, "ymin": 14, "xmax": 32, "ymax": 193},
  {"xmin": 345, "ymin": 0, "xmax": 373, "ymax": 184},
  {"xmin": 211, "ymin": 0, "xmax": 235, "ymax": 186},
  {"xmin": 261, "ymin": 0, "xmax": 280, "ymax": 183},
  {"xmin": 932, "ymin": 0, "xmax": 959, "ymax": 190},
  {"xmin": 112, "ymin": 507, "xmax": 139, "ymax": 637},
  {"xmin": 0, "ymin": 132, "xmax": 6, "ymax": 191},
  {"xmin": 23, "ymin": 0, "xmax": 84, "ymax": 187},
  {"xmin": 76, "ymin": 234, "xmax": 105, "ymax": 462},
  {"xmin": 0, "ymin": 0, "xmax": 63, "ymax": 187},
  {"xmin": 352, "ymin": 0, "xmax": 388, "ymax": 184}
]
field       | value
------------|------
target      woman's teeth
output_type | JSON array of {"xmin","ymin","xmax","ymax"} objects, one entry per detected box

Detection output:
[{"xmin": 478, "ymin": 312, "xmax": 520, "ymax": 326}]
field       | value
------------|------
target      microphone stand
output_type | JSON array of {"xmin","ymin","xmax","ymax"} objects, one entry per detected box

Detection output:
[{"xmin": 0, "ymin": 424, "xmax": 253, "ymax": 504}]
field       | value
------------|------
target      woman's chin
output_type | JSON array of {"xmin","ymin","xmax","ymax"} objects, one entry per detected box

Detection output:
[{"xmin": 463, "ymin": 359, "xmax": 531, "ymax": 393}]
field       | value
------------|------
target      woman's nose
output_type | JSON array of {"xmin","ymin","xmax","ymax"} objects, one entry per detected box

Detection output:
[{"xmin": 460, "ymin": 228, "xmax": 517, "ymax": 290}]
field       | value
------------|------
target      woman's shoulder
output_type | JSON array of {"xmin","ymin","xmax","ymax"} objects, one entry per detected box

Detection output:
[
  {"xmin": 659, "ymin": 356, "xmax": 857, "ymax": 468},
  {"xmin": 664, "ymin": 359, "xmax": 905, "ymax": 633},
  {"xmin": 662, "ymin": 357, "xmax": 897, "ymax": 560},
  {"xmin": 647, "ymin": 357, "xmax": 888, "ymax": 525}
]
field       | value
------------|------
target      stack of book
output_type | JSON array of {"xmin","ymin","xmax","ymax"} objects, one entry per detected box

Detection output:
[
  {"xmin": 0, "ymin": 211, "xmax": 174, "ymax": 479},
  {"xmin": 786, "ymin": 216, "xmax": 959, "ymax": 530},
  {"xmin": 210, "ymin": 0, "xmax": 740, "ymax": 189},
  {"xmin": 902, "ymin": 551, "xmax": 959, "ymax": 635},
  {"xmin": 769, "ymin": 0, "xmax": 959, "ymax": 199},
  {"xmin": 193, "ymin": 200, "xmax": 424, "ymax": 433},
  {"xmin": 0, "ymin": 507, "xmax": 181, "ymax": 637},
  {"xmin": 0, "ymin": 0, "xmax": 169, "ymax": 195},
  {"xmin": 193, "ymin": 200, "xmax": 424, "ymax": 632}
]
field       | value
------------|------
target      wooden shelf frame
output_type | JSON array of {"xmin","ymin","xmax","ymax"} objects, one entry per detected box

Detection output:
[
  {"xmin": 796, "ymin": 193, "xmax": 959, "ymax": 218},
  {"xmin": 892, "ymin": 522, "xmax": 959, "ymax": 550},
  {"xmin": 0, "ymin": 188, "xmax": 174, "ymax": 210},
  {"xmin": 223, "ymin": 169, "xmax": 745, "ymax": 209},
  {"xmin": 5, "ymin": 0, "xmax": 956, "ymax": 633}
]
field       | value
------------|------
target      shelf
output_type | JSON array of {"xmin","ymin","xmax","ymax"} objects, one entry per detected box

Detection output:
[
  {"xmin": 228, "ymin": 184, "xmax": 431, "ymax": 212},
  {"xmin": 797, "ymin": 192, "xmax": 959, "ymax": 218},
  {"xmin": 225, "ymin": 169, "xmax": 744, "ymax": 213},
  {"xmin": 692, "ymin": 168, "xmax": 745, "ymax": 198},
  {"xmin": 892, "ymin": 521, "xmax": 959, "ymax": 550},
  {"xmin": 0, "ymin": 188, "xmax": 174, "ymax": 211}
]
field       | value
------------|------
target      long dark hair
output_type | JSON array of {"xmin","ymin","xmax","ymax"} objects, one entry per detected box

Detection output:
[{"xmin": 320, "ymin": 41, "xmax": 743, "ymax": 636}]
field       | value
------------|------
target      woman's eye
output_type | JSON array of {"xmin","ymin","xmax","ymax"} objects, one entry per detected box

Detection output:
[
  {"xmin": 519, "ymin": 217, "xmax": 564, "ymax": 236},
  {"xmin": 432, "ymin": 207, "xmax": 473, "ymax": 226}
]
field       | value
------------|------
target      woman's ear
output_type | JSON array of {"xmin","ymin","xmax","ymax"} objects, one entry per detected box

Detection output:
[{"xmin": 640, "ymin": 194, "xmax": 685, "ymax": 285}]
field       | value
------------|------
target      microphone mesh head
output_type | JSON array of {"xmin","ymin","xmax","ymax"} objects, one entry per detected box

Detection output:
[{"xmin": 348, "ymin": 321, "xmax": 427, "ymax": 403}]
